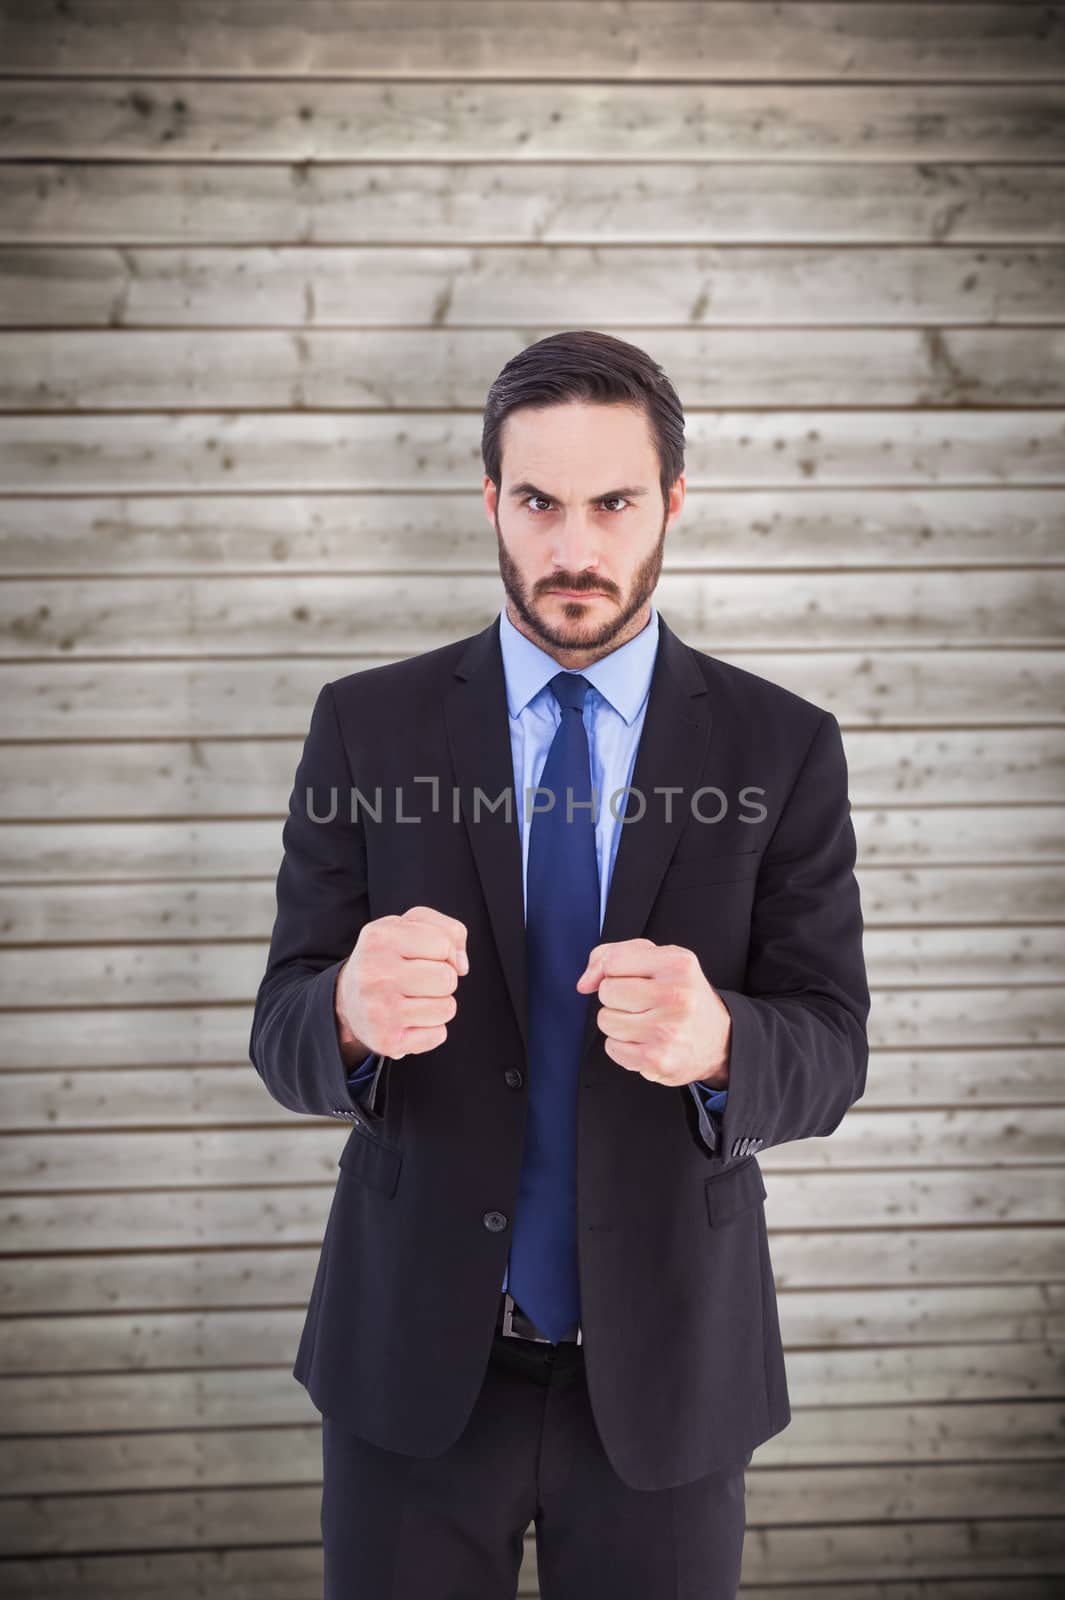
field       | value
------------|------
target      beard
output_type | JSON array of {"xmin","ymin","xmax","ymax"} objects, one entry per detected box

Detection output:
[{"xmin": 494, "ymin": 504, "xmax": 666, "ymax": 655}]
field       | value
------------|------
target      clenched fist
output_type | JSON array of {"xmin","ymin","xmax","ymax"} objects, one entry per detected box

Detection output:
[{"xmin": 334, "ymin": 905, "xmax": 470, "ymax": 1062}]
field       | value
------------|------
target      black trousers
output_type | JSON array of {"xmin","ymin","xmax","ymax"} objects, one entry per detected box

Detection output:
[{"xmin": 320, "ymin": 1312, "xmax": 750, "ymax": 1599}]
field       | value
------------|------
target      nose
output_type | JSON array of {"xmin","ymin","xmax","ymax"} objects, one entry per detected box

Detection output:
[{"xmin": 549, "ymin": 518, "xmax": 602, "ymax": 577}]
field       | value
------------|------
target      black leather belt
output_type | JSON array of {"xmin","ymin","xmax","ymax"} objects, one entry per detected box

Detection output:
[{"xmin": 497, "ymin": 1290, "xmax": 582, "ymax": 1346}]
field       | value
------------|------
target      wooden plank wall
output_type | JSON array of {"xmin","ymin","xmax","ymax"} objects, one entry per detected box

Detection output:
[{"xmin": 0, "ymin": 2, "xmax": 1063, "ymax": 1593}]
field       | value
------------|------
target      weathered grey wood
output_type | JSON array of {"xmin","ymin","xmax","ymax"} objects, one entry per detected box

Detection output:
[
  {"xmin": 1, "ymin": 1287, "xmax": 1062, "ymax": 1379},
  {"xmin": 859, "ymin": 867, "xmax": 1065, "ymax": 924},
  {"xmin": 2, "ymin": 4, "xmax": 1062, "ymax": 81},
  {"xmin": 1, "ymin": 571, "xmax": 1062, "ymax": 657},
  {"xmin": 5, "ymin": 1399, "xmax": 1064, "ymax": 1495},
  {"xmin": 736, "ymin": 1586, "xmax": 1065, "ymax": 1600},
  {"xmin": 0, "ymin": 2, "xmax": 1060, "ymax": 1586},
  {"xmin": 3, "ymin": 728, "xmax": 1060, "ymax": 820},
  {"xmin": 0, "ymin": 1465, "xmax": 1060, "ymax": 1556},
  {"xmin": 2, "ymin": 1540, "xmax": 1062, "ymax": 1599},
  {"xmin": 3, "ymin": 1042, "xmax": 1061, "ymax": 1127},
  {"xmin": 1, "ymin": 1168, "xmax": 1061, "ymax": 1258},
  {"xmin": 3, "ymin": 247, "xmax": 1065, "ymax": 331},
  {"xmin": 3, "ymin": 1340, "xmax": 1061, "ymax": 1436},
  {"xmin": 2, "ymin": 490, "xmax": 1064, "ymax": 577},
  {"xmin": 739, "ymin": 1587, "xmax": 1065, "ymax": 1600},
  {"xmin": 3, "ymin": 410, "xmax": 1065, "ymax": 496},
  {"xmin": 0, "ymin": 925, "xmax": 1060, "ymax": 1011},
  {"xmin": 0, "ymin": 1110, "xmax": 1060, "ymax": 1193},
  {"xmin": 1, "ymin": 869, "xmax": 1061, "ymax": 951},
  {"xmin": 854, "ymin": 809, "xmax": 1065, "ymax": 864},
  {"xmin": 5, "ymin": 326, "xmax": 1065, "ymax": 408},
  {"xmin": 2, "ymin": 79, "xmax": 1064, "ymax": 161},
  {"xmin": 0, "ymin": 981, "xmax": 1057, "ymax": 1079},
  {"xmin": 4, "ymin": 161, "xmax": 1063, "ymax": 245},
  {"xmin": 1, "ymin": 652, "xmax": 1058, "ymax": 737},
  {"xmin": 0, "ymin": 821, "xmax": 282, "ymax": 884},
  {"xmin": 2, "ymin": 1225, "xmax": 1061, "ymax": 1320}
]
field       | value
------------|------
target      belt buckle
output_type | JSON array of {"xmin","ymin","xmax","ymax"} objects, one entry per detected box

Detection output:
[{"xmin": 500, "ymin": 1291, "xmax": 582, "ymax": 1346}]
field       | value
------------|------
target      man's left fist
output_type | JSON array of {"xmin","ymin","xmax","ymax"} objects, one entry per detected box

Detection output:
[{"xmin": 576, "ymin": 938, "xmax": 731, "ymax": 1090}]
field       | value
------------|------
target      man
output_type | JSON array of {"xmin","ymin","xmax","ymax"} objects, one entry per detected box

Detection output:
[{"xmin": 249, "ymin": 330, "xmax": 870, "ymax": 1598}]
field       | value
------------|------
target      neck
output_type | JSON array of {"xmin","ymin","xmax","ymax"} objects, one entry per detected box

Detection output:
[{"xmin": 504, "ymin": 599, "xmax": 652, "ymax": 671}]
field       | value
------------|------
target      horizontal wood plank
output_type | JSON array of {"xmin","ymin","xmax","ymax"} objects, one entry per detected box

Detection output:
[
  {"xmin": 2, "ymin": 490, "xmax": 1064, "ymax": 577},
  {"xmin": 0, "ymin": 1111, "xmax": 1061, "ymax": 1191},
  {"xmin": 5, "ymin": 1400, "xmax": 1064, "ymax": 1495},
  {"xmin": 2, "ymin": 1045, "xmax": 1062, "ymax": 1126},
  {"xmin": 4, "ymin": 327, "xmax": 1065, "ymax": 408},
  {"xmin": 2, "ymin": 1540, "xmax": 1063, "ymax": 1598},
  {"xmin": 1, "ymin": 1288, "xmax": 1062, "ymax": 1378},
  {"xmin": 2, "ymin": 81, "xmax": 1065, "ymax": 161},
  {"xmin": 2, "ymin": 3, "xmax": 1062, "ymax": 82},
  {"xmin": 2, "ymin": 1225, "xmax": 1061, "ymax": 1317},
  {"xmin": 0, "ymin": 652, "xmax": 1058, "ymax": 736},
  {"xmin": 2, "ymin": 413, "xmax": 1062, "ymax": 494},
  {"xmin": 2, "ymin": 729, "xmax": 1061, "ymax": 819},
  {"xmin": 3, "ymin": 1340, "xmax": 1061, "ymax": 1435},
  {"xmin": 1, "ymin": 572, "xmax": 1062, "ymax": 656},
  {"xmin": 0, "ymin": 983, "xmax": 1058, "ymax": 1072},
  {"xmin": 0, "ymin": 1468, "xmax": 1060, "ymax": 1558},
  {"xmin": 1, "ymin": 1168, "xmax": 1061, "ymax": 1255},
  {"xmin": 2, "ymin": 870, "xmax": 1062, "ymax": 948},
  {"xmin": 0, "ymin": 927, "xmax": 1061, "ymax": 1008},
  {"xmin": 4, "ymin": 161, "xmax": 1063, "ymax": 245},
  {"xmin": 2, "ymin": 247, "xmax": 1064, "ymax": 331}
]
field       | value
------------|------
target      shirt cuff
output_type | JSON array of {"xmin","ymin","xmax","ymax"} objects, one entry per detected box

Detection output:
[
  {"xmin": 692, "ymin": 1081, "xmax": 729, "ymax": 1112},
  {"xmin": 346, "ymin": 1051, "xmax": 377, "ymax": 1091}
]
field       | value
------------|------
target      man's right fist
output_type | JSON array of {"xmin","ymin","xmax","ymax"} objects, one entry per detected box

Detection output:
[{"xmin": 334, "ymin": 905, "xmax": 470, "ymax": 1062}]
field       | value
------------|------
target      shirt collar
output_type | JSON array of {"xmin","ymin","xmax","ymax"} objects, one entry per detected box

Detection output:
[{"xmin": 497, "ymin": 600, "xmax": 660, "ymax": 727}]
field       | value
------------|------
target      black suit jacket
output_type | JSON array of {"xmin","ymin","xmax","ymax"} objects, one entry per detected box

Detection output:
[{"xmin": 249, "ymin": 609, "xmax": 870, "ymax": 1490}]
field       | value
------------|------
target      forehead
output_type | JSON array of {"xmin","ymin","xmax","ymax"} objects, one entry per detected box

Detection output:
[{"xmin": 500, "ymin": 400, "xmax": 655, "ymax": 480}]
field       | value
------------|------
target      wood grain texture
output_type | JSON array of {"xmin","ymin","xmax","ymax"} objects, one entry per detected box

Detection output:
[
  {"xmin": 5, "ymin": 161, "xmax": 1063, "ymax": 244},
  {"xmin": 0, "ymin": 0, "xmax": 1062, "ymax": 1591},
  {"xmin": 2, "ymin": 80, "xmax": 1065, "ymax": 161},
  {"xmin": 2, "ymin": 247, "xmax": 1064, "ymax": 329},
  {"xmin": 1, "ymin": 652, "xmax": 1059, "ymax": 735},
  {"xmin": 2, "ymin": 411, "xmax": 1062, "ymax": 494},
  {"xmin": 5, "ymin": 327, "xmax": 1065, "ymax": 408},
  {"xmin": 2, "ymin": 4, "xmax": 1063, "ymax": 81}
]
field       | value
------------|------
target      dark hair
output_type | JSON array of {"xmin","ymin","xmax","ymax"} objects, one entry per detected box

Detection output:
[{"xmin": 481, "ymin": 330, "xmax": 685, "ymax": 508}]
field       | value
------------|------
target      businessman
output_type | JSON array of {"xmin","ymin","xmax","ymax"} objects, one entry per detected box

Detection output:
[{"xmin": 249, "ymin": 330, "xmax": 870, "ymax": 1598}]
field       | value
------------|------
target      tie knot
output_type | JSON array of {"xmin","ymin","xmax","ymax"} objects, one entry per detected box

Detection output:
[{"xmin": 549, "ymin": 671, "xmax": 592, "ymax": 715}]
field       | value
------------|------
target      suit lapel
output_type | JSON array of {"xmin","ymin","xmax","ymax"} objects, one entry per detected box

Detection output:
[
  {"xmin": 444, "ymin": 616, "xmax": 530, "ymax": 1059},
  {"xmin": 444, "ymin": 610, "xmax": 712, "ymax": 1068}
]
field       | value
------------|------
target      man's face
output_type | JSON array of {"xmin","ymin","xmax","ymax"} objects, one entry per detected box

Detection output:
[{"xmin": 483, "ymin": 399, "xmax": 684, "ymax": 664}]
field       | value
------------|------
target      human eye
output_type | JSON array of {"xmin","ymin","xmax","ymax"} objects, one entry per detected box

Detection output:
[
  {"xmin": 600, "ymin": 496, "xmax": 630, "ymax": 513},
  {"xmin": 523, "ymin": 494, "xmax": 554, "ymax": 514}
]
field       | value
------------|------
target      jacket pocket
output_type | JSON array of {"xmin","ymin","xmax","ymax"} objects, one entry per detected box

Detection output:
[
  {"xmin": 705, "ymin": 1157, "xmax": 767, "ymax": 1227},
  {"xmin": 338, "ymin": 1119, "xmax": 403, "ymax": 1197},
  {"xmin": 661, "ymin": 850, "xmax": 763, "ymax": 893}
]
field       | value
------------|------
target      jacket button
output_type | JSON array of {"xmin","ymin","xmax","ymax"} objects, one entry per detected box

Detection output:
[
  {"xmin": 482, "ymin": 1211, "xmax": 508, "ymax": 1232},
  {"xmin": 504, "ymin": 1067, "xmax": 524, "ymax": 1089}
]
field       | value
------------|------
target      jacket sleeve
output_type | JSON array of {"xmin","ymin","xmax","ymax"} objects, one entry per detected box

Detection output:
[
  {"xmin": 248, "ymin": 681, "xmax": 372, "ymax": 1119},
  {"xmin": 693, "ymin": 708, "xmax": 870, "ymax": 1159}
]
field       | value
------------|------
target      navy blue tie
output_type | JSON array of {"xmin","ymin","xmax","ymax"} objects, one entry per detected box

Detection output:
[{"xmin": 509, "ymin": 670, "xmax": 601, "ymax": 1341}]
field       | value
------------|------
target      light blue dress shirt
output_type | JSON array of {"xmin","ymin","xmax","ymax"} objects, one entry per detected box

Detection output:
[{"xmin": 345, "ymin": 603, "xmax": 729, "ymax": 1298}]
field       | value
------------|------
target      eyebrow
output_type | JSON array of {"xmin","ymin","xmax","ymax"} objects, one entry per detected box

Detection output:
[{"xmin": 507, "ymin": 480, "xmax": 650, "ymax": 504}]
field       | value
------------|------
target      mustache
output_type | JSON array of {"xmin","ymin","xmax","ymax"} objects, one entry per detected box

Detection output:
[{"xmin": 538, "ymin": 581, "xmax": 616, "ymax": 597}]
